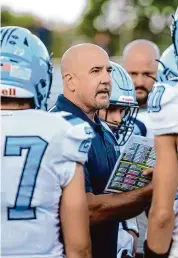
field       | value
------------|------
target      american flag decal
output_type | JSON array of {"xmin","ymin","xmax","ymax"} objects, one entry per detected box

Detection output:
[{"xmin": 1, "ymin": 63, "xmax": 11, "ymax": 72}]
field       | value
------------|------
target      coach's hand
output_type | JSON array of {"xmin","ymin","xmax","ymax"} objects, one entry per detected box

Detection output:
[{"xmin": 143, "ymin": 167, "xmax": 154, "ymax": 177}]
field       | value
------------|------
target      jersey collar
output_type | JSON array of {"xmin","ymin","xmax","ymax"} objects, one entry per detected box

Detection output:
[{"xmin": 55, "ymin": 94, "xmax": 102, "ymax": 130}]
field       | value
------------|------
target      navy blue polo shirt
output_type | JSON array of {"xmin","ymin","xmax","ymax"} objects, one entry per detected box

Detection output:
[{"xmin": 50, "ymin": 94, "xmax": 120, "ymax": 258}]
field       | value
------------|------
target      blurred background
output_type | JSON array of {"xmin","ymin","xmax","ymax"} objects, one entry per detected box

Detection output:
[{"xmin": 1, "ymin": 0, "xmax": 177, "ymax": 107}]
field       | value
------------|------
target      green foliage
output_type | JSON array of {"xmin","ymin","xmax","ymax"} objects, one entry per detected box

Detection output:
[
  {"xmin": 1, "ymin": 8, "xmax": 34, "ymax": 28},
  {"xmin": 78, "ymin": 0, "xmax": 178, "ymax": 55},
  {"xmin": 1, "ymin": 8, "xmax": 66, "ymax": 58},
  {"xmin": 2, "ymin": 1, "xmax": 178, "ymax": 58}
]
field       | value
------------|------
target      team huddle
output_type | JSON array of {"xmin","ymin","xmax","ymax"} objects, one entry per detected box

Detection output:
[{"xmin": 1, "ymin": 7, "xmax": 178, "ymax": 258}]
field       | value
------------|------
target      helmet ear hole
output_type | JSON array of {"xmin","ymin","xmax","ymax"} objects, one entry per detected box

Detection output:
[{"xmin": 40, "ymin": 79, "xmax": 46, "ymax": 88}]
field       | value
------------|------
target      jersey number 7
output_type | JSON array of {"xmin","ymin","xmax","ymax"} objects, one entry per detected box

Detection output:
[{"xmin": 4, "ymin": 136, "xmax": 47, "ymax": 220}]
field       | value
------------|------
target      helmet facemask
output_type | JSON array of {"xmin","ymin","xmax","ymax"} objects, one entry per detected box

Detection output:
[
  {"xmin": 103, "ymin": 61, "xmax": 139, "ymax": 146},
  {"xmin": 116, "ymin": 105, "xmax": 138, "ymax": 145}
]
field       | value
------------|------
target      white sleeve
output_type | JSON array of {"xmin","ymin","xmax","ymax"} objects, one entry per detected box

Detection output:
[
  {"xmin": 46, "ymin": 115, "xmax": 94, "ymax": 187},
  {"xmin": 56, "ymin": 161, "xmax": 76, "ymax": 187},
  {"xmin": 148, "ymin": 83, "xmax": 178, "ymax": 135},
  {"xmin": 60, "ymin": 121, "xmax": 94, "ymax": 164}
]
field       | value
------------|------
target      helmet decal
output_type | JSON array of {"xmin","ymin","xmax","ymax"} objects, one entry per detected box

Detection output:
[{"xmin": 0, "ymin": 26, "xmax": 53, "ymax": 110}]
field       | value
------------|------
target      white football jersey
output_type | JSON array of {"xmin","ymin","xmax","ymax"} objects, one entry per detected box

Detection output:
[
  {"xmin": 147, "ymin": 82, "xmax": 178, "ymax": 135},
  {"xmin": 148, "ymin": 82, "xmax": 178, "ymax": 257},
  {"xmin": 1, "ymin": 109, "xmax": 94, "ymax": 258},
  {"xmin": 134, "ymin": 109, "xmax": 154, "ymax": 138}
]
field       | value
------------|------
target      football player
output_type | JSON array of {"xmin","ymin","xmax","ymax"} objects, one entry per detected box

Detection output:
[
  {"xmin": 145, "ymin": 10, "xmax": 178, "ymax": 258},
  {"xmin": 98, "ymin": 62, "xmax": 140, "ymax": 258},
  {"xmin": 98, "ymin": 61, "xmax": 139, "ymax": 146},
  {"xmin": 1, "ymin": 26, "xmax": 93, "ymax": 258}
]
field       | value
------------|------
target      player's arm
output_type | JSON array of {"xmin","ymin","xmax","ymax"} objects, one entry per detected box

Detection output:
[
  {"xmin": 146, "ymin": 134, "xmax": 178, "ymax": 255},
  {"xmin": 60, "ymin": 163, "xmax": 91, "ymax": 258},
  {"xmin": 86, "ymin": 183, "xmax": 152, "ymax": 225}
]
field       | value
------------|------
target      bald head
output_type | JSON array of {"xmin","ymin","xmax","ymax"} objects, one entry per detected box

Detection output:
[
  {"xmin": 60, "ymin": 43, "xmax": 112, "ymax": 116},
  {"xmin": 61, "ymin": 43, "xmax": 108, "ymax": 77},
  {"xmin": 122, "ymin": 40, "xmax": 160, "ymax": 107},
  {"xmin": 122, "ymin": 39, "xmax": 160, "ymax": 62}
]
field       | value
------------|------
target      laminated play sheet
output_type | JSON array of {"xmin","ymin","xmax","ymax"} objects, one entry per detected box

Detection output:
[{"xmin": 105, "ymin": 135, "xmax": 155, "ymax": 193}]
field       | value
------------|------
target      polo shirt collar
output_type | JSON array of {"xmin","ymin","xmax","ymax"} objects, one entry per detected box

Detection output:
[{"xmin": 56, "ymin": 94, "xmax": 102, "ymax": 129}]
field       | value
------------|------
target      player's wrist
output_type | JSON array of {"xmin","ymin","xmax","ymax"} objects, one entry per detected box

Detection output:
[
  {"xmin": 127, "ymin": 229, "xmax": 139, "ymax": 238},
  {"xmin": 141, "ymin": 183, "xmax": 153, "ymax": 199},
  {"xmin": 144, "ymin": 241, "xmax": 169, "ymax": 258}
]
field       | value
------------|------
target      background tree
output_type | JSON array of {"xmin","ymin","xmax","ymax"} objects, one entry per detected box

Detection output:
[
  {"xmin": 78, "ymin": 0, "xmax": 178, "ymax": 56},
  {"xmin": 2, "ymin": 1, "xmax": 178, "ymax": 58}
]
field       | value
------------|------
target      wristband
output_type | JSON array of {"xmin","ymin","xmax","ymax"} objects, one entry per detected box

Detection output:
[{"xmin": 144, "ymin": 241, "xmax": 169, "ymax": 258}]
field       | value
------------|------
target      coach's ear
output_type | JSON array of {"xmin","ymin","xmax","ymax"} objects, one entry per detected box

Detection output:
[{"xmin": 63, "ymin": 73, "xmax": 76, "ymax": 92}]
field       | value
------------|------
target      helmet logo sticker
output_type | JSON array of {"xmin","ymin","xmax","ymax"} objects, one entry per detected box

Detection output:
[
  {"xmin": 0, "ymin": 87, "xmax": 16, "ymax": 96},
  {"xmin": 118, "ymin": 95, "xmax": 134, "ymax": 102},
  {"xmin": 10, "ymin": 65, "xmax": 31, "ymax": 80},
  {"xmin": 1, "ymin": 63, "xmax": 11, "ymax": 72}
]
